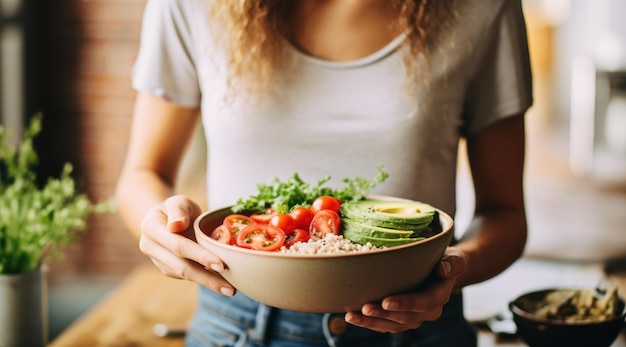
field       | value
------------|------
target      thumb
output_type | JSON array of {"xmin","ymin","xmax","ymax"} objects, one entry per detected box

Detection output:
[
  {"xmin": 167, "ymin": 215, "xmax": 189, "ymax": 233},
  {"xmin": 164, "ymin": 195, "xmax": 201, "ymax": 234},
  {"xmin": 436, "ymin": 247, "xmax": 468, "ymax": 279}
]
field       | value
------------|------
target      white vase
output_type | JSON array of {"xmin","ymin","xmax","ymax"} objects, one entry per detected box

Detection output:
[{"xmin": 0, "ymin": 266, "xmax": 48, "ymax": 347}]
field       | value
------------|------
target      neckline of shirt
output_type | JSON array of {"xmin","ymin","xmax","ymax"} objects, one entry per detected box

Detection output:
[{"xmin": 286, "ymin": 32, "xmax": 407, "ymax": 69}]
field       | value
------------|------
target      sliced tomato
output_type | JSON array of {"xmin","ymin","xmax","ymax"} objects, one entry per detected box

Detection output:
[
  {"xmin": 290, "ymin": 207, "xmax": 315, "ymax": 231},
  {"xmin": 224, "ymin": 214, "xmax": 255, "ymax": 243},
  {"xmin": 236, "ymin": 224, "xmax": 286, "ymax": 252},
  {"xmin": 209, "ymin": 225, "xmax": 232, "ymax": 244},
  {"xmin": 309, "ymin": 210, "xmax": 341, "ymax": 237},
  {"xmin": 250, "ymin": 208, "xmax": 278, "ymax": 224},
  {"xmin": 311, "ymin": 195, "xmax": 341, "ymax": 214},
  {"xmin": 269, "ymin": 213, "xmax": 297, "ymax": 235},
  {"xmin": 284, "ymin": 228, "xmax": 311, "ymax": 248}
]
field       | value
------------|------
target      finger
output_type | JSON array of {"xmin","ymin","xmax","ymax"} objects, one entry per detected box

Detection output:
[
  {"xmin": 378, "ymin": 277, "xmax": 456, "ymax": 314},
  {"xmin": 362, "ymin": 302, "xmax": 442, "ymax": 324},
  {"xmin": 140, "ymin": 211, "xmax": 223, "ymax": 270},
  {"xmin": 163, "ymin": 195, "xmax": 202, "ymax": 233},
  {"xmin": 345, "ymin": 311, "xmax": 416, "ymax": 334},
  {"xmin": 141, "ymin": 226, "xmax": 224, "ymax": 270},
  {"xmin": 360, "ymin": 305, "xmax": 413, "ymax": 325},
  {"xmin": 139, "ymin": 206, "xmax": 232, "ymax": 295},
  {"xmin": 150, "ymin": 247, "xmax": 236, "ymax": 297},
  {"xmin": 371, "ymin": 248, "xmax": 467, "ymax": 315}
]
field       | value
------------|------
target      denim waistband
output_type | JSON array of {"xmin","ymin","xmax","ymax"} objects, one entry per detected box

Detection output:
[
  {"xmin": 187, "ymin": 286, "xmax": 470, "ymax": 347},
  {"xmin": 194, "ymin": 288, "xmax": 332, "ymax": 345}
]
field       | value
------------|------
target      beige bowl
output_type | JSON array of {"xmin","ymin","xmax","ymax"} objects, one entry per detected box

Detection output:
[{"xmin": 194, "ymin": 205, "xmax": 454, "ymax": 313}]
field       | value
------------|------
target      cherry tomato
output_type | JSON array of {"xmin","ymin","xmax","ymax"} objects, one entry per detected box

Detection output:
[
  {"xmin": 284, "ymin": 228, "xmax": 311, "ymax": 248},
  {"xmin": 224, "ymin": 214, "xmax": 255, "ymax": 241},
  {"xmin": 223, "ymin": 214, "xmax": 254, "ymax": 245},
  {"xmin": 236, "ymin": 224, "xmax": 286, "ymax": 252},
  {"xmin": 269, "ymin": 213, "xmax": 297, "ymax": 235},
  {"xmin": 309, "ymin": 210, "xmax": 341, "ymax": 237},
  {"xmin": 209, "ymin": 225, "xmax": 232, "ymax": 244},
  {"xmin": 250, "ymin": 208, "xmax": 278, "ymax": 224},
  {"xmin": 290, "ymin": 207, "xmax": 315, "ymax": 231},
  {"xmin": 311, "ymin": 196, "xmax": 341, "ymax": 214}
]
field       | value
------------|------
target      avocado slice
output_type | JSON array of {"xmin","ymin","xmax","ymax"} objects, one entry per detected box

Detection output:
[
  {"xmin": 340, "ymin": 200, "xmax": 435, "ymax": 226},
  {"xmin": 342, "ymin": 219, "xmax": 415, "ymax": 239},
  {"xmin": 340, "ymin": 199, "xmax": 441, "ymax": 247},
  {"xmin": 342, "ymin": 229, "xmax": 425, "ymax": 248}
]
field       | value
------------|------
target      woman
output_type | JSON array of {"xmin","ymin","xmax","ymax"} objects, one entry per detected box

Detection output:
[{"xmin": 116, "ymin": 0, "xmax": 532, "ymax": 346}]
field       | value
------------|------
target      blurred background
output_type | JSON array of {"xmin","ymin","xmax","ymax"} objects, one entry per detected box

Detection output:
[{"xmin": 1, "ymin": 0, "xmax": 625, "ymax": 342}]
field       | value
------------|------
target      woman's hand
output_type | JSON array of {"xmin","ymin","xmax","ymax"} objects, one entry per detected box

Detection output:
[
  {"xmin": 345, "ymin": 247, "xmax": 468, "ymax": 333},
  {"xmin": 138, "ymin": 195, "xmax": 236, "ymax": 297}
]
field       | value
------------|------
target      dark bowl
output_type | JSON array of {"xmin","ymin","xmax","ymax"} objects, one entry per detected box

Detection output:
[{"xmin": 509, "ymin": 288, "xmax": 626, "ymax": 347}]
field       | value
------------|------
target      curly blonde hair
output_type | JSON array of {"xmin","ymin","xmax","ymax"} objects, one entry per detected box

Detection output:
[{"xmin": 210, "ymin": 0, "xmax": 456, "ymax": 95}]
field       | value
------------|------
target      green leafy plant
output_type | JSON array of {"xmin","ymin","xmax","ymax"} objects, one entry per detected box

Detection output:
[
  {"xmin": 0, "ymin": 114, "xmax": 114, "ymax": 274},
  {"xmin": 232, "ymin": 165, "xmax": 389, "ymax": 213}
]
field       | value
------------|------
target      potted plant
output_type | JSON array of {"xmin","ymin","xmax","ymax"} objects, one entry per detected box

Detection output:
[{"xmin": 0, "ymin": 114, "xmax": 113, "ymax": 347}]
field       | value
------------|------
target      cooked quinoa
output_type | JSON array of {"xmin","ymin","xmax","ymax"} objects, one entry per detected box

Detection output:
[{"xmin": 278, "ymin": 232, "xmax": 381, "ymax": 255}]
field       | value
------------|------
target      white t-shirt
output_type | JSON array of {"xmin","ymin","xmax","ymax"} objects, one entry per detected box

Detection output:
[{"xmin": 132, "ymin": 0, "xmax": 533, "ymax": 220}]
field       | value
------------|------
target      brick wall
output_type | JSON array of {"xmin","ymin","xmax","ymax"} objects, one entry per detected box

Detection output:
[{"xmin": 39, "ymin": 0, "xmax": 151, "ymax": 276}]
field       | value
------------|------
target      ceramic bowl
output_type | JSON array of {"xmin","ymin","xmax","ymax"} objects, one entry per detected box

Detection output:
[
  {"xmin": 509, "ymin": 288, "xmax": 626, "ymax": 347},
  {"xmin": 194, "ymin": 205, "xmax": 454, "ymax": 313}
]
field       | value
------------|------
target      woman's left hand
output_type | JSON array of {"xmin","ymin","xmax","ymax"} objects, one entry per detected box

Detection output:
[{"xmin": 345, "ymin": 247, "xmax": 468, "ymax": 333}]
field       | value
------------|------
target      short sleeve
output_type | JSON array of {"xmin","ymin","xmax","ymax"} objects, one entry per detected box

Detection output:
[
  {"xmin": 131, "ymin": 0, "xmax": 201, "ymax": 108},
  {"xmin": 462, "ymin": 0, "xmax": 533, "ymax": 136}
]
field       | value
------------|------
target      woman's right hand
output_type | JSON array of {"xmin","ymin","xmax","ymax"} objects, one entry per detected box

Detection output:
[{"xmin": 138, "ymin": 195, "xmax": 236, "ymax": 297}]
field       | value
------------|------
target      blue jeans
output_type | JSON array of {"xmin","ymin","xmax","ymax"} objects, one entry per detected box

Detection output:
[{"xmin": 185, "ymin": 286, "xmax": 477, "ymax": 347}]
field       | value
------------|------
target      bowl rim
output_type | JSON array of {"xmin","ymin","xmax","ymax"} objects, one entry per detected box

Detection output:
[
  {"xmin": 194, "ymin": 204, "xmax": 454, "ymax": 260},
  {"xmin": 509, "ymin": 287, "xmax": 626, "ymax": 326}
]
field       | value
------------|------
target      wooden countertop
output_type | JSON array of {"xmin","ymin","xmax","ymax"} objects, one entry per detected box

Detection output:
[
  {"xmin": 49, "ymin": 264, "xmax": 626, "ymax": 347},
  {"xmin": 48, "ymin": 265, "xmax": 196, "ymax": 347}
]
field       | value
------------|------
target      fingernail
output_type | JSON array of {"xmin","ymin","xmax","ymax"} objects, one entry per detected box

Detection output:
[
  {"xmin": 167, "ymin": 217, "xmax": 187, "ymax": 233},
  {"xmin": 366, "ymin": 308, "xmax": 380, "ymax": 316},
  {"xmin": 167, "ymin": 217, "xmax": 186, "ymax": 227},
  {"xmin": 345, "ymin": 313, "xmax": 361, "ymax": 324},
  {"xmin": 210, "ymin": 263, "xmax": 224, "ymax": 272},
  {"xmin": 384, "ymin": 300, "xmax": 399, "ymax": 310},
  {"xmin": 220, "ymin": 287, "xmax": 234, "ymax": 296},
  {"xmin": 442, "ymin": 260, "xmax": 452, "ymax": 275}
]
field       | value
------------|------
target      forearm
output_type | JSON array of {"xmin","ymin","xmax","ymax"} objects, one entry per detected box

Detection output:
[
  {"xmin": 454, "ymin": 205, "xmax": 527, "ymax": 290},
  {"xmin": 115, "ymin": 169, "xmax": 176, "ymax": 239},
  {"xmin": 116, "ymin": 93, "xmax": 201, "ymax": 239},
  {"xmin": 455, "ymin": 114, "xmax": 528, "ymax": 290}
]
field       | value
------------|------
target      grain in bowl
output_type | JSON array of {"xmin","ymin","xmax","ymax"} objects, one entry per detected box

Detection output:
[{"xmin": 278, "ymin": 233, "xmax": 380, "ymax": 255}]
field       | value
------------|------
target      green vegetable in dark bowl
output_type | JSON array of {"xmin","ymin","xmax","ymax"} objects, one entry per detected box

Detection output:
[{"xmin": 509, "ymin": 287, "xmax": 626, "ymax": 347}]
